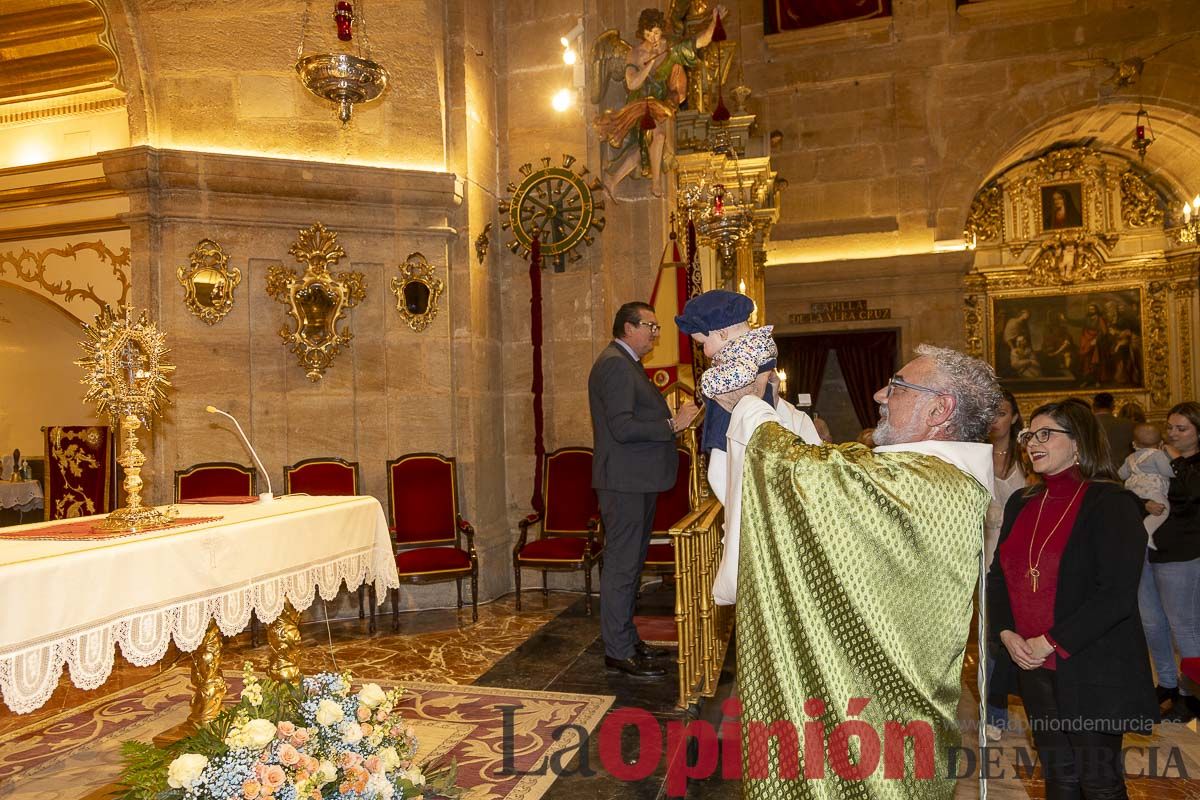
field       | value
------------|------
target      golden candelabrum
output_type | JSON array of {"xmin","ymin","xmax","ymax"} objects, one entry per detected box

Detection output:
[{"xmin": 76, "ymin": 305, "xmax": 175, "ymax": 531}]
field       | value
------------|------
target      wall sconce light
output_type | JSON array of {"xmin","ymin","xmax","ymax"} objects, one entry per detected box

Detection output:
[{"xmin": 1174, "ymin": 193, "xmax": 1200, "ymax": 245}]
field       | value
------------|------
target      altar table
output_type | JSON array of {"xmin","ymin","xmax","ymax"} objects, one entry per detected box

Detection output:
[
  {"xmin": 0, "ymin": 495, "xmax": 399, "ymax": 714},
  {"xmin": 0, "ymin": 480, "xmax": 43, "ymax": 514}
]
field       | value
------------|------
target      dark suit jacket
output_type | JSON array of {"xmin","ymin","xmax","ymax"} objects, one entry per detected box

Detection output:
[
  {"xmin": 1096, "ymin": 413, "xmax": 1135, "ymax": 471},
  {"xmin": 587, "ymin": 341, "xmax": 678, "ymax": 494},
  {"xmin": 987, "ymin": 482, "xmax": 1159, "ymax": 734}
]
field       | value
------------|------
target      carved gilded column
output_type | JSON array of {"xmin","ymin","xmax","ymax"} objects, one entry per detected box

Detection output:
[
  {"xmin": 188, "ymin": 619, "xmax": 226, "ymax": 726},
  {"xmin": 267, "ymin": 602, "xmax": 303, "ymax": 684},
  {"xmin": 1171, "ymin": 276, "xmax": 1197, "ymax": 401}
]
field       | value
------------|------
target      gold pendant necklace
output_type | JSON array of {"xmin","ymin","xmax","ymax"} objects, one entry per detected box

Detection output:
[{"xmin": 1027, "ymin": 481, "xmax": 1086, "ymax": 592}]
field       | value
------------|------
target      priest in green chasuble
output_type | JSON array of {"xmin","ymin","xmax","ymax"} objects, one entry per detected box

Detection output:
[{"xmin": 714, "ymin": 344, "xmax": 1001, "ymax": 799}]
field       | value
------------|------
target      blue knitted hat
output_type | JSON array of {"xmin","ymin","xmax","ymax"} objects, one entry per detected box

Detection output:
[{"xmin": 675, "ymin": 290, "xmax": 754, "ymax": 336}]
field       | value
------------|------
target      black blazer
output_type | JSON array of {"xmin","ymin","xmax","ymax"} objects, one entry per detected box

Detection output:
[
  {"xmin": 587, "ymin": 341, "xmax": 678, "ymax": 494},
  {"xmin": 987, "ymin": 481, "xmax": 1159, "ymax": 734}
]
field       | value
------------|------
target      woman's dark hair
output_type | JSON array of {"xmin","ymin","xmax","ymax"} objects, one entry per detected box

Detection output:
[
  {"xmin": 995, "ymin": 388, "xmax": 1023, "ymax": 479},
  {"xmin": 1024, "ymin": 397, "xmax": 1119, "ymax": 490},
  {"xmin": 636, "ymin": 8, "xmax": 667, "ymax": 39},
  {"xmin": 1167, "ymin": 401, "xmax": 1200, "ymax": 445}
]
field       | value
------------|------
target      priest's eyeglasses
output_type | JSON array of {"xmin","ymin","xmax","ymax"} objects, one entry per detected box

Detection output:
[
  {"xmin": 637, "ymin": 321, "xmax": 662, "ymax": 333},
  {"xmin": 884, "ymin": 376, "xmax": 942, "ymax": 398},
  {"xmin": 1018, "ymin": 427, "xmax": 1072, "ymax": 447}
]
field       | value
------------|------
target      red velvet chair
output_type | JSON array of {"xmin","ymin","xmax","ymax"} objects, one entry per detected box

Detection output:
[
  {"xmin": 643, "ymin": 447, "xmax": 694, "ymax": 579},
  {"xmin": 42, "ymin": 425, "xmax": 116, "ymax": 521},
  {"xmin": 283, "ymin": 457, "xmax": 373, "ymax": 628},
  {"xmin": 174, "ymin": 462, "xmax": 257, "ymax": 502},
  {"xmin": 514, "ymin": 447, "xmax": 602, "ymax": 615},
  {"xmin": 387, "ymin": 453, "xmax": 478, "ymax": 627},
  {"xmin": 284, "ymin": 457, "xmax": 360, "ymax": 496}
]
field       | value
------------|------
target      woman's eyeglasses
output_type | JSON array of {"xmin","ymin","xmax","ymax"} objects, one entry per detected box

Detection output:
[{"xmin": 1018, "ymin": 427, "xmax": 1072, "ymax": 447}]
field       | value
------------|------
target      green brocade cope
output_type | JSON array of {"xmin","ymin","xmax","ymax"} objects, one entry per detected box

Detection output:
[{"xmin": 736, "ymin": 422, "xmax": 990, "ymax": 800}]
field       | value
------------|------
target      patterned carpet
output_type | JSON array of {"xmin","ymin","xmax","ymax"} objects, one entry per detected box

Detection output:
[{"xmin": 0, "ymin": 667, "xmax": 613, "ymax": 800}]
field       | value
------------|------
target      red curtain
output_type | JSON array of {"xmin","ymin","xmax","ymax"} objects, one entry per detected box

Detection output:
[
  {"xmin": 776, "ymin": 331, "xmax": 897, "ymax": 428},
  {"xmin": 834, "ymin": 331, "xmax": 897, "ymax": 429},
  {"xmin": 765, "ymin": 0, "xmax": 892, "ymax": 34}
]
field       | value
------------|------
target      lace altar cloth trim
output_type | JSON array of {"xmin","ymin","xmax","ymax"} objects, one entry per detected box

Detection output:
[
  {"xmin": 0, "ymin": 516, "xmax": 221, "ymax": 542},
  {"xmin": 0, "ymin": 550, "xmax": 395, "ymax": 714}
]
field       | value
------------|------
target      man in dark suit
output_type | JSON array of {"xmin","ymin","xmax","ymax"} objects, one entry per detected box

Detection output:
[
  {"xmin": 589, "ymin": 301, "xmax": 700, "ymax": 678},
  {"xmin": 1093, "ymin": 392, "xmax": 1134, "ymax": 471}
]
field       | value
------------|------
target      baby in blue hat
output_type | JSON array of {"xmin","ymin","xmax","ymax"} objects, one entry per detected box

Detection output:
[{"xmin": 675, "ymin": 290, "xmax": 772, "ymax": 455}]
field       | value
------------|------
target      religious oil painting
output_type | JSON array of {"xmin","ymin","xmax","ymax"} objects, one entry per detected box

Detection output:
[
  {"xmin": 991, "ymin": 288, "xmax": 1143, "ymax": 392},
  {"xmin": 1040, "ymin": 183, "xmax": 1084, "ymax": 231}
]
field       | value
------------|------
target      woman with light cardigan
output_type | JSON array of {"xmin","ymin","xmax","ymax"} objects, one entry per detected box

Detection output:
[{"xmin": 988, "ymin": 398, "xmax": 1158, "ymax": 800}]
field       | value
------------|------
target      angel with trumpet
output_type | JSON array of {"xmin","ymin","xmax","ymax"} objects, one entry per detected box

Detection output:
[{"xmin": 591, "ymin": 4, "xmax": 726, "ymax": 199}]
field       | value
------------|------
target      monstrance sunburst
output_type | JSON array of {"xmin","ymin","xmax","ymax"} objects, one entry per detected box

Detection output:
[{"xmin": 76, "ymin": 305, "xmax": 176, "ymax": 531}]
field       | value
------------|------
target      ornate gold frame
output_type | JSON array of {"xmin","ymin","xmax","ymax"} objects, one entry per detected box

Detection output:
[
  {"xmin": 266, "ymin": 223, "xmax": 365, "ymax": 381},
  {"xmin": 177, "ymin": 239, "xmax": 241, "ymax": 325},
  {"xmin": 390, "ymin": 252, "xmax": 444, "ymax": 333}
]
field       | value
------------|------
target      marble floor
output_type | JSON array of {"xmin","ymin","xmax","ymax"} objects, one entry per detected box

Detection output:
[{"xmin": 4, "ymin": 587, "xmax": 1200, "ymax": 799}]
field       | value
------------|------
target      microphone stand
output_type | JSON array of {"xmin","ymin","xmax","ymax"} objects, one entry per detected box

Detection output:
[{"xmin": 205, "ymin": 406, "xmax": 273, "ymax": 502}]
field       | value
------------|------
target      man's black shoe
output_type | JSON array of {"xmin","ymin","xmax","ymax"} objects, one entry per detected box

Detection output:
[
  {"xmin": 1157, "ymin": 685, "xmax": 1180, "ymax": 706},
  {"xmin": 605, "ymin": 655, "xmax": 667, "ymax": 679},
  {"xmin": 636, "ymin": 640, "xmax": 671, "ymax": 660}
]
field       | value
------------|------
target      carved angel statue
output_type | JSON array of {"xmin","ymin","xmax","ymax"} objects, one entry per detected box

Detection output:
[{"xmin": 591, "ymin": 3, "xmax": 726, "ymax": 199}]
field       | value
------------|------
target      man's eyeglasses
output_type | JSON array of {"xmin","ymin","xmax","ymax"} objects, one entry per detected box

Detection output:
[
  {"xmin": 1018, "ymin": 427, "xmax": 1072, "ymax": 447},
  {"xmin": 884, "ymin": 376, "xmax": 942, "ymax": 398},
  {"xmin": 637, "ymin": 321, "xmax": 662, "ymax": 333}
]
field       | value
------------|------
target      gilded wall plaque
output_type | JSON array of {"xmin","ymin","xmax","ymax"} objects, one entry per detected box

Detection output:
[
  {"xmin": 390, "ymin": 252, "xmax": 444, "ymax": 333},
  {"xmin": 265, "ymin": 223, "xmax": 365, "ymax": 381},
  {"xmin": 177, "ymin": 239, "xmax": 241, "ymax": 325}
]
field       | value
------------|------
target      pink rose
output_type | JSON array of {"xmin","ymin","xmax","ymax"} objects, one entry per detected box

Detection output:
[
  {"xmin": 277, "ymin": 744, "xmax": 301, "ymax": 766},
  {"xmin": 303, "ymin": 755, "xmax": 320, "ymax": 773},
  {"xmin": 277, "ymin": 721, "xmax": 296, "ymax": 737},
  {"xmin": 360, "ymin": 723, "xmax": 373, "ymax": 737},
  {"xmin": 364, "ymin": 756, "xmax": 381, "ymax": 773},
  {"xmin": 390, "ymin": 726, "xmax": 403, "ymax": 737},
  {"xmin": 261, "ymin": 764, "xmax": 286, "ymax": 791},
  {"xmin": 291, "ymin": 728, "xmax": 310, "ymax": 746},
  {"xmin": 356, "ymin": 705, "xmax": 371, "ymax": 722},
  {"xmin": 375, "ymin": 709, "xmax": 388, "ymax": 722},
  {"xmin": 242, "ymin": 780, "xmax": 262, "ymax": 799}
]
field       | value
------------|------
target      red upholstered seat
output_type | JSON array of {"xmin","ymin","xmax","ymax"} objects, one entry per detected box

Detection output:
[
  {"xmin": 387, "ymin": 452, "xmax": 478, "ymax": 625},
  {"xmin": 644, "ymin": 447, "xmax": 693, "ymax": 578},
  {"xmin": 284, "ymin": 457, "xmax": 359, "ymax": 496},
  {"xmin": 395, "ymin": 546, "xmax": 472, "ymax": 574},
  {"xmin": 645, "ymin": 542, "xmax": 675, "ymax": 565},
  {"xmin": 519, "ymin": 537, "xmax": 588, "ymax": 561},
  {"xmin": 514, "ymin": 447, "xmax": 602, "ymax": 614},
  {"xmin": 42, "ymin": 425, "xmax": 115, "ymax": 520},
  {"xmin": 175, "ymin": 462, "xmax": 257, "ymax": 502}
]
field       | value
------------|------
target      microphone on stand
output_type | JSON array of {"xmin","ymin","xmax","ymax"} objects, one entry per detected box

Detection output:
[{"xmin": 205, "ymin": 405, "xmax": 273, "ymax": 503}]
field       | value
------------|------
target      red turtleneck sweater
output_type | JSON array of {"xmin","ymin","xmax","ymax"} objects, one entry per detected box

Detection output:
[{"xmin": 998, "ymin": 466, "xmax": 1087, "ymax": 669}]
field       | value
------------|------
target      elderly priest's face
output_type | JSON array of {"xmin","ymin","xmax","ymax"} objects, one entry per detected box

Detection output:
[{"xmin": 872, "ymin": 357, "xmax": 945, "ymax": 446}]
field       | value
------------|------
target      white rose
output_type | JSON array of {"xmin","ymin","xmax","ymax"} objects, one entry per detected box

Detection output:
[
  {"xmin": 315, "ymin": 698, "xmax": 345, "ymax": 726},
  {"xmin": 402, "ymin": 767, "xmax": 426, "ymax": 787},
  {"xmin": 340, "ymin": 720, "xmax": 364, "ymax": 745},
  {"xmin": 317, "ymin": 760, "xmax": 338, "ymax": 785},
  {"xmin": 241, "ymin": 718, "xmax": 277, "ymax": 749},
  {"xmin": 166, "ymin": 753, "xmax": 209, "ymax": 789},
  {"xmin": 357, "ymin": 683, "xmax": 387, "ymax": 709},
  {"xmin": 377, "ymin": 746, "xmax": 401, "ymax": 773},
  {"xmin": 366, "ymin": 772, "xmax": 395, "ymax": 800}
]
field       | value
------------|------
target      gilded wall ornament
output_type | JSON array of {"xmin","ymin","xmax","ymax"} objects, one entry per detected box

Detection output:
[
  {"xmin": 265, "ymin": 223, "xmax": 365, "ymax": 381},
  {"xmin": 177, "ymin": 239, "xmax": 241, "ymax": 325},
  {"xmin": 1119, "ymin": 171, "xmax": 1164, "ymax": 228},
  {"xmin": 0, "ymin": 240, "xmax": 130, "ymax": 316},
  {"xmin": 475, "ymin": 222, "xmax": 492, "ymax": 264},
  {"xmin": 498, "ymin": 155, "xmax": 605, "ymax": 270},
  {"xmin": 1027, "ymin": 234, "xmax": 1106, "ymax": 286},
  {"xmin": 390, "ymin": 252, "xmax": 444, "ymax": 333},
  {"xmin": 964, "ymin": 184, "xmax": 1003, "ymax": 242}
]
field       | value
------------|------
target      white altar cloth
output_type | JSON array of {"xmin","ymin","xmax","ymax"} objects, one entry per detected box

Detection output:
[
  {"xmin": 0, "ymin": 495, "xmax": 399, "ymax": 714},
  {"xmin": 0, "ymin": 480, "xmax": 43, "ymax": 513}
]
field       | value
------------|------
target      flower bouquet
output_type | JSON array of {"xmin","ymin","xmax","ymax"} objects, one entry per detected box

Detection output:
[{"xmin": 116, "ymin": 664, "xmax": 457, "ymax": 800}]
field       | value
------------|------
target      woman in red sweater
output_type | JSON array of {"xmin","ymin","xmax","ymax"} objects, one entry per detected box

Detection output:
[{"xmin": 988, "ymin": 398, "xmax": 1158, "ymax": 799}]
